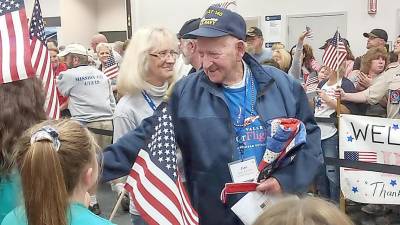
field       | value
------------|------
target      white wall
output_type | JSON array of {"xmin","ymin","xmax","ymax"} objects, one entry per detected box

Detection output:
[
  {"xmin": 96, "ymin": 0, "xmax": 126, "ymax": 32},
  {"xmin": 131, "ymin": 0, "xmax": 211, "ymax": 33},
  {"xmin": 25, "ymin": 0, "xmax": 60, "ymax": 18},
  {"xmin": 132, "ymin": 0, "xmax": 400, "ymax": 57},
  {"xmin": 24, "ymin": 0, "xmax": 400, "ymax": 55},
  {"xmin": 58, "ymin": 0, "xmax": 97, "ymax": 47},
  {"xmin": 26, "ymin": 0, "xmax": 126, "ymax": 48}
]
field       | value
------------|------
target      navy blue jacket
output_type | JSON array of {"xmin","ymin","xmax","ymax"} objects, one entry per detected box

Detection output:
[{"xmin": 102, "ymin": 53, "xmax": 322, "ymax": 225}]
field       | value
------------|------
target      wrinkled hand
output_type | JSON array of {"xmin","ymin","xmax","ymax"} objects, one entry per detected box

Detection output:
[
  {"xmin": 256, "ymin": 177, "xmax": 282, "ymax": 194},
  {"xmin": 358, "ymin": 72, "xmax": 373, "ymax": 88}
]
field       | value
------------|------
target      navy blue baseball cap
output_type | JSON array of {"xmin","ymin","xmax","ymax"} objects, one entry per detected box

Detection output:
[{"xmin": 183, "ymin": 6, "xmax": 246, "ymax": 40}]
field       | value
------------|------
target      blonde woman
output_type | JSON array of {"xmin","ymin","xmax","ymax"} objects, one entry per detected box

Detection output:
[
  {"xmin": 272, "ymin": 48, "xmax": 291, "ymax": 73},
  {"xmin": 113, "ymin": 27, "xmax": 178, "ymax": 225},
  {"xmin": 253, "ymin": 196, "xmax": 355, "ymax": 225}
]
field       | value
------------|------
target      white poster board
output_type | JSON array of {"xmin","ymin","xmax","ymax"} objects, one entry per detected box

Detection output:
[{"xmin": 340, "ymin": 114, "xmax": 400, "ymax": 204}]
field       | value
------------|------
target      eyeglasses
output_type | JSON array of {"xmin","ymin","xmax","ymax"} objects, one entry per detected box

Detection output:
[{"xmin": 149, "ymin": 50, "xmax": 179, "ymax": 60}]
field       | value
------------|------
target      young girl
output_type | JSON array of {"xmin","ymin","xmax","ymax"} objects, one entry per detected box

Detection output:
[
  {"xmin": 1, "ymin": 120, "xmax": 114, "ymax": 225},
  {"xmin": 314, "ymin": 63, "xmax": 357, "ymax": 202}
]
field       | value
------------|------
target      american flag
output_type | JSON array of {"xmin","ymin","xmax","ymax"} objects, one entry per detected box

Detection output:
[
  {"xmin": 0, "ymin": 0, "xmax": 35, "ymax": 84},
  {"xmin": 344, "ymin": 151, "xmax": 377, "ymax": 171},
  {"xmin": 103, "ymin": 53, "xmax": 118, "ymax": 79},
  {"xmin": 125, "ymin": 103, "xmax": 199, "ymax": 225},
  {"xmin": 29, "ymin": 0, "xmax": 59, "ymax": 119},
  {"xmin": 322, "ymin": 31, "xmax": 347, "ymax": 71},
  {"xmin": 305, "ymin": 73, "xmax": 319, "ymax": 92}
]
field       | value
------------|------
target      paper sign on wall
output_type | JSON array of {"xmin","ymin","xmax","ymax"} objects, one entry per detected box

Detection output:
[{"xmin": 263, "ymin": 15, "xmax": 281, "ymax": 45}]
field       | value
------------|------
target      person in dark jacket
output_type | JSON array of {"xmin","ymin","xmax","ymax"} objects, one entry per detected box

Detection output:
[{"xmin": 101, "ymin": 6, "xmax": 322, "ymax": 225}]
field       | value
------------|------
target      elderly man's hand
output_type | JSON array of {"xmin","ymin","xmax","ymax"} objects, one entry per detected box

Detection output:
[{"xmin": 256, "ymin": 177, "xmax": 282, "ymax": 194}]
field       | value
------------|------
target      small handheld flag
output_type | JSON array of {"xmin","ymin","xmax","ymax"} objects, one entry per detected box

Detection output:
[
  {"xmin": 322, "ymin": 31, "xmax": 347, "ymax": 71},
  {"xmin": 124, "ymin": 102, "xmax": 199, "ymax": 225}
]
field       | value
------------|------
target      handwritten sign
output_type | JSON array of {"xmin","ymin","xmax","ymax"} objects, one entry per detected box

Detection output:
[{"xmin": 340, "ymin": 114, "xmax": 400, "ymax": 204}]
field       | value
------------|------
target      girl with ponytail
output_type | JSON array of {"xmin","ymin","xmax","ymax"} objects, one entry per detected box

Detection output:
[{"xmin": 1, "ymin": 119, "xmax": 115, "ymax": 225}]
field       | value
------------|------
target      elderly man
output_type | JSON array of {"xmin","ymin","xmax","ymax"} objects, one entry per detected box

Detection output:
[
  {"xmin": 245, "ymin": 26, "xmax": 272, "ymax": 63},
  {"xmin": 353, "ymin": 28, "xmax": 388, "ymax": 70},
  {"xmin": 57, "ymin": 44, "xmax": 116, "ymax": 215},
  {"xmin": 177, "ymin": 18, "xmax": 202, "ymax": 74},
  {"xmin": 102, "ymin": 6, "xmax": 321, "ymax": 225}
]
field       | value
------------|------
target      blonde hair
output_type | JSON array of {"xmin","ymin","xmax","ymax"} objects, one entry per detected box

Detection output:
[
  {"xmin": 117, "ymin": 27, "xmax": 178, "ymax": 96},
  {"xmin": 272, "ymin": 43, "xmax": 285, "ymax": 50},
  {"xmin": 253, "ymin": 196, "xmax": 354, "ymax": 225},
  {"xmin": 16, "ymin": 119, "xmax": 99, "ymax": 225},
  {"xmin": 272, "ymin": 49, "xmax": 291, "ymax": 73}
]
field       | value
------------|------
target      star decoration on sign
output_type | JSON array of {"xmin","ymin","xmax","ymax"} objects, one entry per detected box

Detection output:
[
  {"xmin": 390, "ymin": 179, "xmax": 397, "ymax": 187},
  {"xmin": 347, "ymin": 135, "xmax": 354, "ymax": 142},
  {"xmin": 393, "ymin": 124, "xmax": 399, "ymax": 130},
  {"xmin": 352, "ymin": 186, "xmax": 358, "ymax": 193}
]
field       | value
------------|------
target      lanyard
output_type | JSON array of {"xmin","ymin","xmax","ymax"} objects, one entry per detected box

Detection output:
[
  {"xmin": 141, "ymin": 91, "xmax": 157, "ymax": 111},
  {"xmin": 234, "ymin": 67, "xmax": 256, "ymax": 128},
  {"xmin": 234, "ymin": 68, "xmax": 258, "ymax": 161}
]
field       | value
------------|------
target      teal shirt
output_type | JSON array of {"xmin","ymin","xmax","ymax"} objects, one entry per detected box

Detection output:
[
  {"xmin": 0, "ymin": 171, "xmax": 21, "ymax": 224},
  {"xmin": 1, "ymin": 202, "xmax": 115, "ymax": 225}
]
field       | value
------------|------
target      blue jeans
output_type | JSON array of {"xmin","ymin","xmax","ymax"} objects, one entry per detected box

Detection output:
[
  {"xmin": 131, "ymin": 214, "xmax": 147, "ymax": 225},
  {"xmin": 322, "ymin": 133, "xmax": 339, "ymax": 203}
]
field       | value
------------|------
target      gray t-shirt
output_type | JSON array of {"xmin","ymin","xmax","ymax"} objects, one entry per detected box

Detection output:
[
  {"xmin": 56, "ymin": 65, "xmax": 115, "ymax": 122},
  {"xmin": 113, "ymin": 92, "xmax": 164, "ymax": 142},
  {"xmin": 112, "ymin": 85, "xmax": 166, "ymax": 215},
  {"xmin": 250, "ymin": 48, "xmax": 272, "ymax": 63}
]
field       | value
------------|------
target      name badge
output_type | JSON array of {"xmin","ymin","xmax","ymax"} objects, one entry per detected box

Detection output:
[
  {"xmin": 389, "ymin": 89, "xmax": 400, "ymax": 104},
  {"xmin": 228, "ymin": 157, "xmax": 259, "ymax": 183}
]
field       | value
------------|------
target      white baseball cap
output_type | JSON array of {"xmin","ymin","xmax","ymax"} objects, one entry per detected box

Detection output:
[{"xmin": 58, "ymin": 43, "xmax": 88, "ymax": 57}]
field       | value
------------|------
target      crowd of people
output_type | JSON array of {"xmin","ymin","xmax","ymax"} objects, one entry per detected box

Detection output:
[{"xmin": 1, "ymin": 3, "xmax": 399, "ymax": 225}]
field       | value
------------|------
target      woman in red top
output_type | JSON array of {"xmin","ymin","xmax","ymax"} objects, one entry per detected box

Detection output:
[{"xmin": 49, "ymin": 48, "xmax": 69, "ymax": 117}]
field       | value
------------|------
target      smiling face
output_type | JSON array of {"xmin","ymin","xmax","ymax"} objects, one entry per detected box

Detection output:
[
  {"xmin": 146, "ymin": 40, "xmax": 177, "ymax": 86},
  {"xmin": 97, "ymin": 46, "xmax": 111, "ymax": 64},
  {"xmin": 197, "ymin": 36, "xmax": 245, "ymax": 85},
  {"xmin": 49, "ymin": 49, "xmax": 59, "ymax": 69}
]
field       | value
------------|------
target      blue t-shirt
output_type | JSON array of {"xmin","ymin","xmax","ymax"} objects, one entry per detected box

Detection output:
[
  {"xmin": 223, "ymin": 70, "xmax": 267, "ymax": 165},
  {"xmin": 0, "ymin": 170, "xmax": 21, "ymax": 224},
  {"xmin": 1, "ymin": 202, "xmax": 115, "ymax": 225}
]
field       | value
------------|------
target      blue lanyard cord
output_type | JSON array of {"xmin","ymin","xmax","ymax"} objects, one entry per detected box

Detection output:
[
  {"xmin": 141, "ymin": 91, "xmax": 157, "ymax": 111},
  {"xmin": 234, "ymin": 68, "xmax": 256, "ymax": 127}
]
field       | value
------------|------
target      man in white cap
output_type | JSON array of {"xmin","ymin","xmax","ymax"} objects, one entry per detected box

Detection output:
[{"xmin": 57, "ymin": 43, "xmax": 116, "ymax": 215}]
